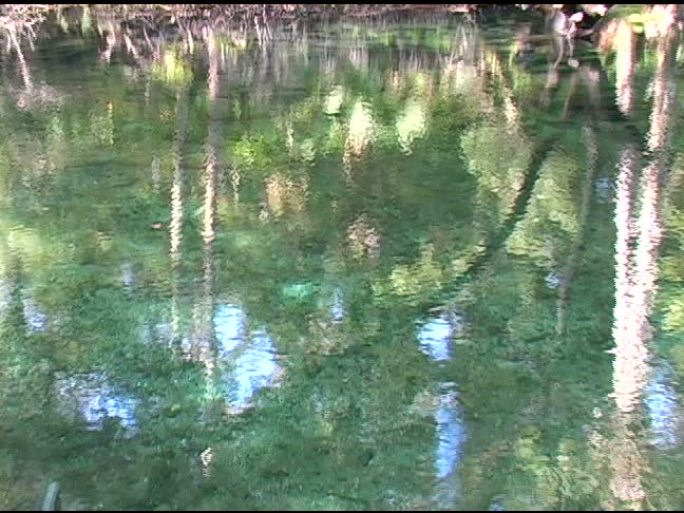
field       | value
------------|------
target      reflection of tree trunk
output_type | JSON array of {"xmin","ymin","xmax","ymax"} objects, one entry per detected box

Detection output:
[
  {"xmin": 0, "ymin": 237, "xmax": 28, "ymax": 332},
  {"xmin": 612, "ymin": 143, "xmax": 640, "ymax": 407},
  {"xmin": 193, "ymin": 28, "xmax": 224, "ymax": 414},
  {"xmin": 608, "ymin": 27, "xmax": 678, "ymax": 509},
  {"xmin": 8, "ymin": 28, "xmax": 33, "ymax": 93},
  {"xmin": 170, "ymin": 86, "xmax": 189, "ymax": 348},
  {"xmin": 556, "ymin": 124, "xmax": 597, "ymax": 335},
  {"xmin": 0, "ymin": 239, "xmax": 33, "ymax": 376},
  {"xmin": 609, "ymin": 143, "xmax": 647, "ymax": 509},
  {"xmin": 561, "ymin": 71, "xmax": 579, "ymax": 121},
  {"xmin": 607, "ymin": 411, "xmax": 648, "ymax": 509},
  {"xmin": 614, "ymin": 20, "xmax": 636, "ymax": 117}
]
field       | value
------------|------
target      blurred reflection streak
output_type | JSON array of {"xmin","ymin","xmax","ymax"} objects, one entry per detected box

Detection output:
[
  {"xmin": 645, "ymin": 361, "xmax": 681, "ymax": 449},
  {"xmin": 200, "ymin": 446, "xmax": 214, "ymax": 478},
  {"xmin": 454, "ymin": 22, "xmax": 478, "ymax": 63}
]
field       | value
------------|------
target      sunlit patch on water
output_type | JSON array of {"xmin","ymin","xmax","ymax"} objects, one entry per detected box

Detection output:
[
  {"xmin": 645, "ymin": 361, "xmax": 680, "ymax": 449},
  {"xmin": 214, "ymin": 303, "xmax": 283, "ymax": 414},
  {"xmin": 55, "ymin": 372, "xmax": 138, "ymax": 436}
]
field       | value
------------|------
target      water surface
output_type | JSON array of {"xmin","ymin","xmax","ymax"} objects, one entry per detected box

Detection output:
[{"xmin": 1, "ymin": 7, "xmax": 684, "ymax": 510}]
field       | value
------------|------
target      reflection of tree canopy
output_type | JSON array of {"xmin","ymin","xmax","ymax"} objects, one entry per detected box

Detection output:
[
  {"xmin": 506, "ymin": 147, "xmax": 583, "ymax": 264},
  {"xmin": 461, "ymin": 115, "xmax": 532, "ymax": 228}
]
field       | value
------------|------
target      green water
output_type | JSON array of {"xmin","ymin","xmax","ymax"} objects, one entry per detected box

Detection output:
[{"xmin": 1, "ymin": 6, "xmax": 684, "ymax": 510}]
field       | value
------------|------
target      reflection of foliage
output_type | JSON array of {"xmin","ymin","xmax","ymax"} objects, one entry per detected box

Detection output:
[
  {"xmin": 461, "ymin": 117, "xmax": 532, "ymax": 228},
  {"xmin": 509, "ymin": 432, "xmax": 604, "ymax": 510},
  {"xmin": 264, "ymin": 173, "xmax": 309, "ymax": 218},
  {"xmin": 346, "ymin": 214, "xmax": 381, "ymax": 259},
  {"xmin": 152, "ymin": 47, "xmax": 193, "ymax": 89},
  {"xmin": 506, "ymin": 148, "xmax": 583, "ymax": 265},
  {"xmin": 345, "ymin": 98, "xmax": 377, "ymax": 157},
  {"xmin": 658, "ymin": 153, "xmax": 684, "ymax": 373},
  {"xmin": 231, "ymin": 134, "xmax": 280, "ymax": 172},
  {"xmin": 396, "ymin": 98, "xmax": 427, "ymax": 154},
  {"xmin": 323, "ymin": 84, "xmax": 345, "ymax": 115},
  {"xmin": 89, "ymin": 102, "xmax": 115, "ymax": 146},
  {"xmin": 384, "ymin": 243, "xmax": 443, "ymax": 299}
]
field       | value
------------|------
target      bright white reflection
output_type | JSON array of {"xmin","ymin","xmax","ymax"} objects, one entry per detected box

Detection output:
[
  {"xmin": 645, "ymin": 361, "xmax": 680, "ymax": 449},
  {"xmin": 55, "ymin": 372, "xmax": 138, "ymax": 435},
  {"xmin": 214, "ymin": 303, "xmax": 282, "ymax": 413}
]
